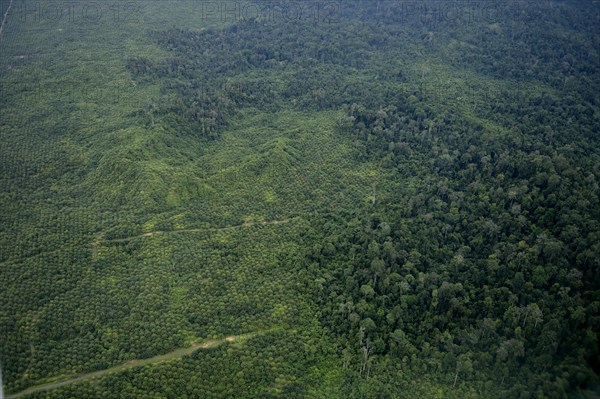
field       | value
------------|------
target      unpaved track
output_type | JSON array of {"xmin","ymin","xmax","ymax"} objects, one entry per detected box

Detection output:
[
  {"xmin": 0, "ymin": 0, "xmax": 13, "ymax": 39},
  {"xmin": 94, "ymin": 218, "xmax": 297, "ymax": 248},
  {"xmin": 7, "ymin": 332, "xmax": 257, "ymax": 399},
  {"xmin": 1, "ymin": 219, "xmax": 299, "ymax": 263},
  {"xmin": 91, "ymin": 218, "xmax": 297, "ymax": 259}
]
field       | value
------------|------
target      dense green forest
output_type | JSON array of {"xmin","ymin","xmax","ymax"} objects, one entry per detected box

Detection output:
[{"xmin": 1, "ymin": 1, "xmax": 599, "ymax": 398}]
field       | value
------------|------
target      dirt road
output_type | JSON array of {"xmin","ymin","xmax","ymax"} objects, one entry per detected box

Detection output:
[{"xmin": 7, "ymin": 332, "xmax": 256, "ymax": 399}]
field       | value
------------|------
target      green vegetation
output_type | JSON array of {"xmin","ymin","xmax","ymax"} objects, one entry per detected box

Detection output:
[{"xmin": 1, "ymin": 1, "xmax": 599, "ymax": 398}]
